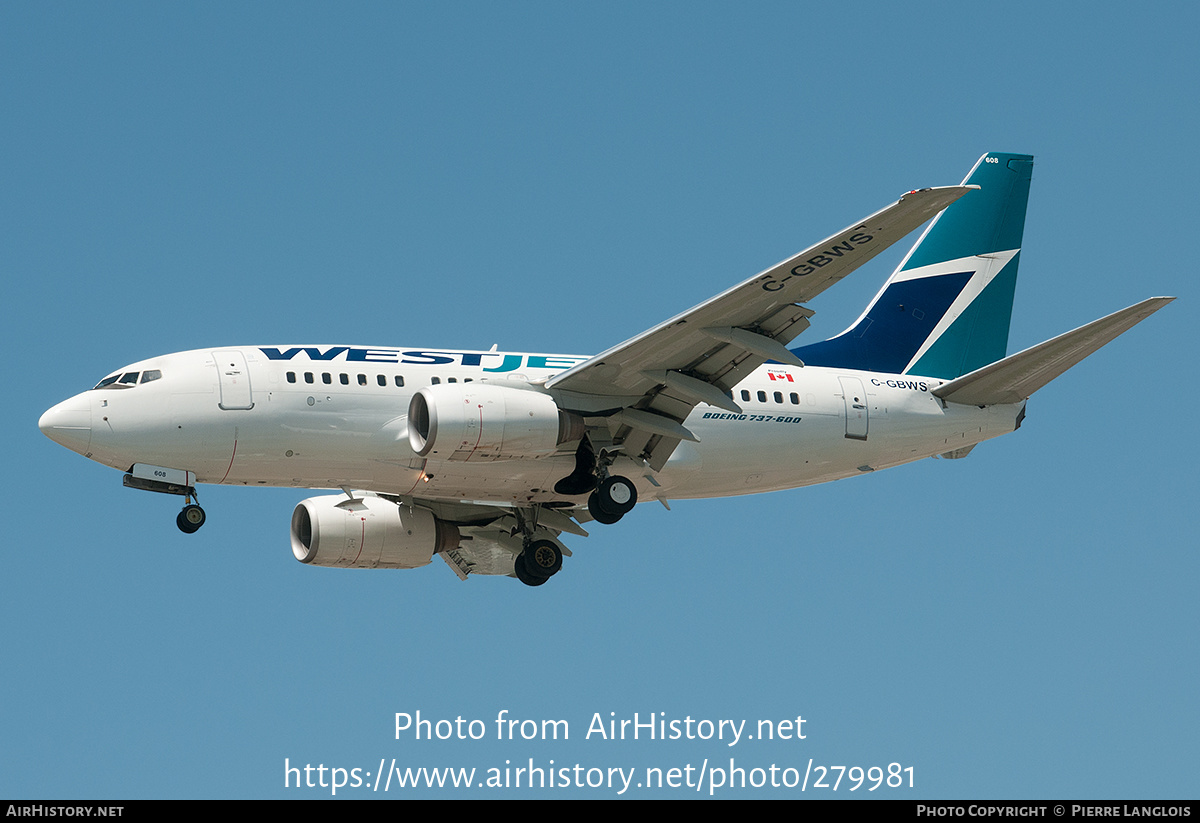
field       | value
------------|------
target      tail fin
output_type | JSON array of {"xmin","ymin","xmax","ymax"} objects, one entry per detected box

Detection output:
[{"xmin": 792, "ymin": 152, "xmax": 1034, "ymax": 379}]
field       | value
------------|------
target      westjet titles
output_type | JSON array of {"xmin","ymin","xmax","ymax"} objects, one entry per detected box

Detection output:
[{"xmin": 260, "ymin": 346, "xmax": 586, "ymax": 372}]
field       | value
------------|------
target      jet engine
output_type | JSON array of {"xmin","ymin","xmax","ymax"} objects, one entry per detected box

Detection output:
[
  {"xmin": 290, "ymin": 493, "xmax": 460, "ymax": 569},
  {"xmin": 407, "ymin": 383, "xmax": 583, "ymax": 462}
]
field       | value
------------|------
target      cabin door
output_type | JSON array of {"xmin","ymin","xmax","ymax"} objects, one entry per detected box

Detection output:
[
  {"xmin": 213, "ymin": 350, "xmax": 254, "ymax": 410},
  {"xmin": 839, "ymin": 376, "xmax": 868, "ymax": 441}
]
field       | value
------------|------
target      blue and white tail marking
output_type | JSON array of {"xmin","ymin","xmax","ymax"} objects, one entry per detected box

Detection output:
[{"xmin": 792, "ymin": 152, "xmax": 1034, "ymax": 380}]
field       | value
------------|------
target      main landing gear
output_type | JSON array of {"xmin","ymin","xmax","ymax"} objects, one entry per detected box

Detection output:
[
  {"xmin": 587, "ymin": 475, "xmax": 637, "ymax": 524},
  {"xmin": 513, "ymin": 470, "xmax": 637, "ymax": 586},
  {"xmin": 513, "ymin": 539, "xmax": 564, "ymax": 587},
  {"xmin": 554, "ymin": 438, "xmax": 640, "ymax": 525}
]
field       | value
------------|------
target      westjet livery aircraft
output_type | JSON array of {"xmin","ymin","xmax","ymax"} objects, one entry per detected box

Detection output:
[{"xmin": 39, "ymin": 153, "xmax": 1173, "ymax": 586}]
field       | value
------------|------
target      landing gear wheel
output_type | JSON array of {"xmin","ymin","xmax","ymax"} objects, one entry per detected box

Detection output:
[
  {"xmin": 588, "ymin": 492, "xmax": 623, "ymax": 524},
  {"xmin": 177, "ymin": 504, "xmax": 206, "ymax": 534},
  {"xmin": 523, "ymin": 540, "xmax": 563, "ymax": 579},
  {"xmin": 588, "ymin": 475, "xmax": 637, "ymax": 524},
  {"xmin": 598, "ymin": 475, "xmax": 637, "ymax": 515},
  {"xmin": 513, "ymin": 554, "xmax": 548, "ymax": 586}
]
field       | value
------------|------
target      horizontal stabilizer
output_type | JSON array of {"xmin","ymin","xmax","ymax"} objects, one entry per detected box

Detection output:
[{"xmin": 931, "ymin": 297, "xmax": 1175, "ymax": 406}]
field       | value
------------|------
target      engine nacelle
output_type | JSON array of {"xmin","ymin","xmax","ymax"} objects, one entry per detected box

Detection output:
[
  {"xmin": 290, "ymin": 494, "xmax": 460, "ymax": 569},
  {"xmin": 407, "ymin": 382, "xmax": 583, "ymax": 462}
]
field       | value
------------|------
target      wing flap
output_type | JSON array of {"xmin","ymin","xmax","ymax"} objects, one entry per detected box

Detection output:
[{"xmin": 931, "ymin": 297, "xmax": 1175, "ymax": 406}]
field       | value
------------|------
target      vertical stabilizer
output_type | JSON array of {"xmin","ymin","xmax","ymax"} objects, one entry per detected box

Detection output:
[{"xmin": 792, "ymin": 152, "xmax": 1034, "ymax": 379}]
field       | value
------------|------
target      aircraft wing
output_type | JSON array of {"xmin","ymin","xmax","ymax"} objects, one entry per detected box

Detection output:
[{"xmin": 545, "ymin": 185, "xmax": 974, "ymax": 469}]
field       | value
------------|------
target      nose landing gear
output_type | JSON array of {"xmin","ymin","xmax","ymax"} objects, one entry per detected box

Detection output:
[
  {"xmin": 176, "ymin": 493, "xmax": 206, "ymax": 534},
  {"xmin": 121, "ymin": 464, "xmax": 207, "ymax": 534},
  {"xmin": 176, "ymin": 504, "xmax": 206, "ymax": 534}
]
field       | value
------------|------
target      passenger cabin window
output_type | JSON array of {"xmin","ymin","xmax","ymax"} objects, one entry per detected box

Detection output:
[
  {"xmin": 431, "ymin": 377, "xmax": 440, "ymax": 385},
  {"xmin": 757, "ymin": 390, "xmax": 767, "ymax": 403},
  {"xmin": 774, "ymin": 391, "xmax": 783, "ymax": 404},
  {"xmin": 740, "ymin": 390, "xmax": 750, "ymax": 402},
  {"xmin": 790, "ymin": 393, "xmax": 799, "ymax": 404},
  {"xmin": 279, "ymin": 370, "xmax": 407, "ymax": 390}
]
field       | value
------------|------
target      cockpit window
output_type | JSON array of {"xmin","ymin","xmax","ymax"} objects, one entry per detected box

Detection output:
[{"xmin": 92, "ymin": 369, "xmax": 164, "ymax": 390}]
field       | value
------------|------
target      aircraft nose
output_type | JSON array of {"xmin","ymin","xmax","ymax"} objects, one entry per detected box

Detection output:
[{"xmin": 39, "ymin": 394, "xmax": 92, "ymax": 455}]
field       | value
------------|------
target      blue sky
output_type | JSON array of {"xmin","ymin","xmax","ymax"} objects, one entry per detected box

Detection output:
[{"xmin": 3, "ymin": 2, "xmax": 1196, "ymax": 799}]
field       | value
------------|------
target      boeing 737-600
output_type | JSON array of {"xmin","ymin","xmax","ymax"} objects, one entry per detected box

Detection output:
[{"xmin": 38, "ymin": 153, "xmax": 1173, "ymax": 585}]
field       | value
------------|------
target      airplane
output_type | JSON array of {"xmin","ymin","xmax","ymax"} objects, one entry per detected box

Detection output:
[{"xmin": 38, "ymin": 152, "xmax": 1173, "ymax": 586}]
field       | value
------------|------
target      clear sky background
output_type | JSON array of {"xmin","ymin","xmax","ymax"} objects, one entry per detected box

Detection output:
[{"xmin": 3, "ymin": 2, "xmax": 1196, "ymax": 799}]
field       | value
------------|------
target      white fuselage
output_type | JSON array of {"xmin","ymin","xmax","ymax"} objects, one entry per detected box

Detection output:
[{"xmin": 40, "ymin": 345, "xmax": 1024, "ymax": 507}]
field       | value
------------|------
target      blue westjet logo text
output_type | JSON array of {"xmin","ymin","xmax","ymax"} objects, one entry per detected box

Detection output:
[{"xmin": 259, "ymin": 347, "xmax": 586, "ymax": 373}]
